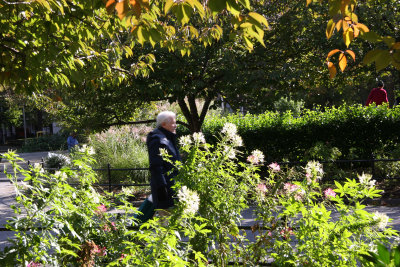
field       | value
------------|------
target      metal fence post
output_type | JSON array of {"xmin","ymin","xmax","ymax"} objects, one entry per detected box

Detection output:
[
  {"xmin": 107, "ymin": 163, "xmax": 111, "ymax": 192},
  {"xmin": 371, "ymin": 154, "xmax": 376, "ymax": 179}
]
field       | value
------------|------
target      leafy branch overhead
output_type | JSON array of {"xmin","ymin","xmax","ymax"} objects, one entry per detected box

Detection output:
[
  {"xmin": 310, "ymin": 0, "xmax": 400, "ymax": 78},
  {"xmin": 105, "ymin": 0, "xmax": 269, "ymax": 53}
]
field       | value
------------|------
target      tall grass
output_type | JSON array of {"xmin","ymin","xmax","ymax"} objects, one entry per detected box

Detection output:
[{"xmin": 88, "ymin": 125, "xmax": 152, "ymax": 184}]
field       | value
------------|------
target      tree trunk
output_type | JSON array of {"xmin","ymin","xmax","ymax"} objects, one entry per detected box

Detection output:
[{"xmin": 178, "ymin": 96, "xmax": 212, "ymax": 133}]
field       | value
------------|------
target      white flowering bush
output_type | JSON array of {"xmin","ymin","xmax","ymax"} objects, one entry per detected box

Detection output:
[
  {"xmin": 250, "ymin": 161, "xmax": 398, "ymax": 266},
  {"xmin": 172, "ymin": 124, "xmax": 262, "ymax": 265}
]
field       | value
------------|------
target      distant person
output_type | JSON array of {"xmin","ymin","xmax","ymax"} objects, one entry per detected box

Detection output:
[
  {"xmin": 365, "ymin": 80, "xmax": 388, "ymax": 106},
  {"xmin": 67, "ymin": 132, "xmax": 78, "ymax": 152}
]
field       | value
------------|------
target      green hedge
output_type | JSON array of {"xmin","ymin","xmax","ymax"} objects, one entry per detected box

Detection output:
[{"xmin": 179, "ymin": 104, "xmax": 400, "ymax": 162}]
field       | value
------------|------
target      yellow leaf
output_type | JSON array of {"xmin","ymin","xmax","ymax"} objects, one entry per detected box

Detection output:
[
  {"xmin": 335, "ymin": 19, "xmax": 343, "ymax": 32},
  {"xmin": 248, "ymin": 12, "xmax": 268, "ymax": 27},
  {"xmin": 353, "ymin": 25, "xmax": 359, "ymax": 38},
  {"xmin": 164, "ymin": 0, "xmax": 174, "ymax": 15},
  {"xmin": 356, "ymin": 23, "xmax": 369, "ymax": 33},
  {"xmin": 306, "ymin": 0, "xmax": 312, "ymax": 6},
  {"xmin": 326, "ymin": 19, "xmax": 335, "ymax": 39},
  {"xmin": 327, "ymin": 61, "xmax": 337, "ymax": 79},
  {"xmin": 338, "ymin": 53, "xmax": 347, "ymax": 72},
  {"xmin": 116, "ymin": 0, "xmax": 129, "ymax": 20},
  {"xmin": 343, "ymin": 28, "xmax": 353, "ymax": 47},
  {"xmin": 345, "ymin": 49, "xmax": 355, "ymax": 61},
  {"xmin": 243, "ymin": 36, "xmax": 253, "ymax": 50},
  {"xmin": 326, "ymin": 49, "xmax": 341, "ymax": 59}
]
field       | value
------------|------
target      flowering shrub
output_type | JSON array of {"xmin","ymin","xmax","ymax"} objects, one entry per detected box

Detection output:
[
  {"xmin": 250, "ymin": 162, "xmax": 398, "ymax": 266},
  {"xmin": 0, "ymin": 124, "xmax": 397, "ymax": 266}
]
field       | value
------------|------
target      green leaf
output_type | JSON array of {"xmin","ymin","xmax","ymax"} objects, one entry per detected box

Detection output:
[
  {"xmin": 377, "ymin": 243, "xmax": 390, "ymax": 264},
  {"xmin": 360, "ymin": 31, "xmax": 382, "ymax": 43},
  {"xmin": 208, "ymin": 0, "xmax": 226, "ymax": 14},
  {"xmin": 375, "ymin": 50, "xmax": 392, "ymax": 71},
  {"xmin": 363, "ymin": 49, "xmax": 383, "ymax": 65},
  {"xmin": 226, "ymin": 0, "xmax": 240, "ymax": 16}
]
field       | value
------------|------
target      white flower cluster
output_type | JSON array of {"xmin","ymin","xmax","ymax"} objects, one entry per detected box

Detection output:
[
  {"xmin": 247, "ymin": 150, "xmax": 265, "ymax": 165},
  {"xmin": 179, "ymin": 135, "xmax": 192, "ymax": 147},
  {"xmin": 358, "ymin": 172, "xmax": 376, "ymax": 189},
  {"xmin": 54, "ymin": 171, "xmax": 67, "ymax": 180},
  {"xmin": 373, "ymin": 211, "xmax": 389, "ymax": 231},
  {"xmin": 224, "ymin": 146, "xmax": 236, "ymax": 159},
  {"xmin": 221, "ymin": 123, "xmax": 243, "ymax": 147},
  {"xmin": 305, "ymin": 161, "xmax": 324, "ymax": 182},
  {"xmin": 177, "ymin": 186, "xmax": 200, "ymax": 215},
  {"xmin": 33, "ymin": 162, "xmax": 45, "ymax": 174},
  {"xmin": 78, "ymin": 145, "xmax": 95, "ymax": 155},
  {"xmin": 178, "ymin": 132, "xmax": 206, "ymax": 147},
  {"xmin": 192, "ymin": 132, "xmax": 206, "ymax": 144}
]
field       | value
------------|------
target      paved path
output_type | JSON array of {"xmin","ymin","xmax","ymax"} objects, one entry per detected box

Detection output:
[{"xmin": 1, "ymin": 152, "xmax": 400, "ymax": 252}]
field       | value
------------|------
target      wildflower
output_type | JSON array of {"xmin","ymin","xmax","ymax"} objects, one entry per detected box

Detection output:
[
  {"xmin": 231, "ymin": 135, "xmax": 243, "ymax": 147},
  {"xmin": 54, "ymin": 171, "xmax": 67, "ymax": 180},
  {"xmin": 268, "ymin": 162, "xmax": 280, "ymax": 172},
  {"xmin": 247, "ymin": 150, "xmax": 265, "ymax": 165},
  {"xmin": 33, "ymin": 163, "xmax": 45, "ymax": 174},
  {"xmin": 159, "ymin": 148, "xmax": 169, "ymax": 157},
  {"xmin": 192, "ymin": 132, "xmax": 206, "ymax": 144},
  {"xmin": 177, "ymin": 186, "xmax": 200, "ymax": 215},
  {"xmin": 257, "ymin": 183, "xmax": 267, "ymax": 193},
  {"xmin": 358, "ymin": 172, "xmax": 376, "ymax": 189},
  {"xmin": 280, "ymin": 227, "xmax": 294, "ymax": 240},
  {"xmin": 373, "ymin": 211, "xmax": 389, "ymax": 231},
  {"xmin": 27, "ymin": 262, "xmax": 41, "ymax": 267},
  {"xmin": 221, "ymin": 123, "xmax": 238, "ymax": 138},
  {"xmin": 283, "ymin": 183, "xmax": 305, "ymax": 201},
  {"xmin": 111, "ymin": 222, "xmax": 117, "ymax": 230},
  {"xmin": 324, "ymin": 188, "xmax": 336, "ymax": 199},
  {"xmin": 224, "ymin": 146, "xmax": 236, "ymax": 159},
  {"xmin": 95, "ymin": 204, "xmax": 107, "ymax": 215},
  {"xmin": 179, "ymin": 135, "xmax": 192, "ymax": 147},
  {"xmin": 305, "ymin": 161, "xmax": 324, "ymax": 182}
]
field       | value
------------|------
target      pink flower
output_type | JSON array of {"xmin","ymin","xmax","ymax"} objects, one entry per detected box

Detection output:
[
  {"xmin": 111, "ymin": 221, "xmax": 117, "ymax": 230},
  {"xmin": 267, "ymin": 231, "xmax": 272, "ymax": 237},
  {"xmin": 280, "ymin": 227, "xmax": 294, "ymax": 240},
  {"xmin": 324, "ymin": 188, "xmax": 336, "ymax": 199},
  {"xmin": 27, "ymin": 262, "xmax": 41, "ymax": 267},
  {"xmin": 95, "ymin": 204, "xmax": 107, "ymax": 215},
  {"xmin": 257, "ymin": 183, "xmax": 267, "ymax": 193},
  {"xmin": 268, "ymin": 162, "xmax": 281, "ymax": 172}
]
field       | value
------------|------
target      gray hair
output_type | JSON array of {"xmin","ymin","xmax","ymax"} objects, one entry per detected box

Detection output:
[{"xmin": 156, "ymin": 111, "xmax": 176, "ymax": 128}]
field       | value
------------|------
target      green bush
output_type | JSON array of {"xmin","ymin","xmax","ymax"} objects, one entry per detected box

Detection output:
[
  {"xmin": 188, "ymin": 104, "xmax": 400, "ymax": 163},
  {"xmin": 19, "ymin": 132, "xmax": 69, "ymax": 152},
  {"xmin": 88, "ymin": 125, "xmax": 151, "ymax": 184}
]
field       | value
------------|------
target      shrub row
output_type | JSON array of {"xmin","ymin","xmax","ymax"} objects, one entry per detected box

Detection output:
[{"xmin": 179, "ymin": 104, "xmax": 400, "ymax": 162}]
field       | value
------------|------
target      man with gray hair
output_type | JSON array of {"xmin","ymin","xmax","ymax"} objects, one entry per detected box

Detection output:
[{"xmin": 145, "ymin": 111, "xmax": 181, "ymax": 214}]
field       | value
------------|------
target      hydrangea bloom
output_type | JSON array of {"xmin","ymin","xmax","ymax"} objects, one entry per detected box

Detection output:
[{"xmin": 177, "ymin": 186, "xmax": 200, "ymax": 215}]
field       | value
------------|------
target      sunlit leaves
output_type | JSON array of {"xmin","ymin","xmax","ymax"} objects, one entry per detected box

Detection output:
[{"xmin": 326, "ymin": 49, "xmax": 356, "ymax": 78}]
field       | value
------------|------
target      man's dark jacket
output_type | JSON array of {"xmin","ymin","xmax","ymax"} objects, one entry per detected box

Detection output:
[{"xmin": 146, "ymin": 127, "xmax": 181, "ymax": 209}]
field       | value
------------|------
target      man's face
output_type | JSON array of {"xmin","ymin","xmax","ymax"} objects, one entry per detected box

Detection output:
[{"xmin": 162, "ymin": 117, "xmax": 177, "ymax": 133}]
